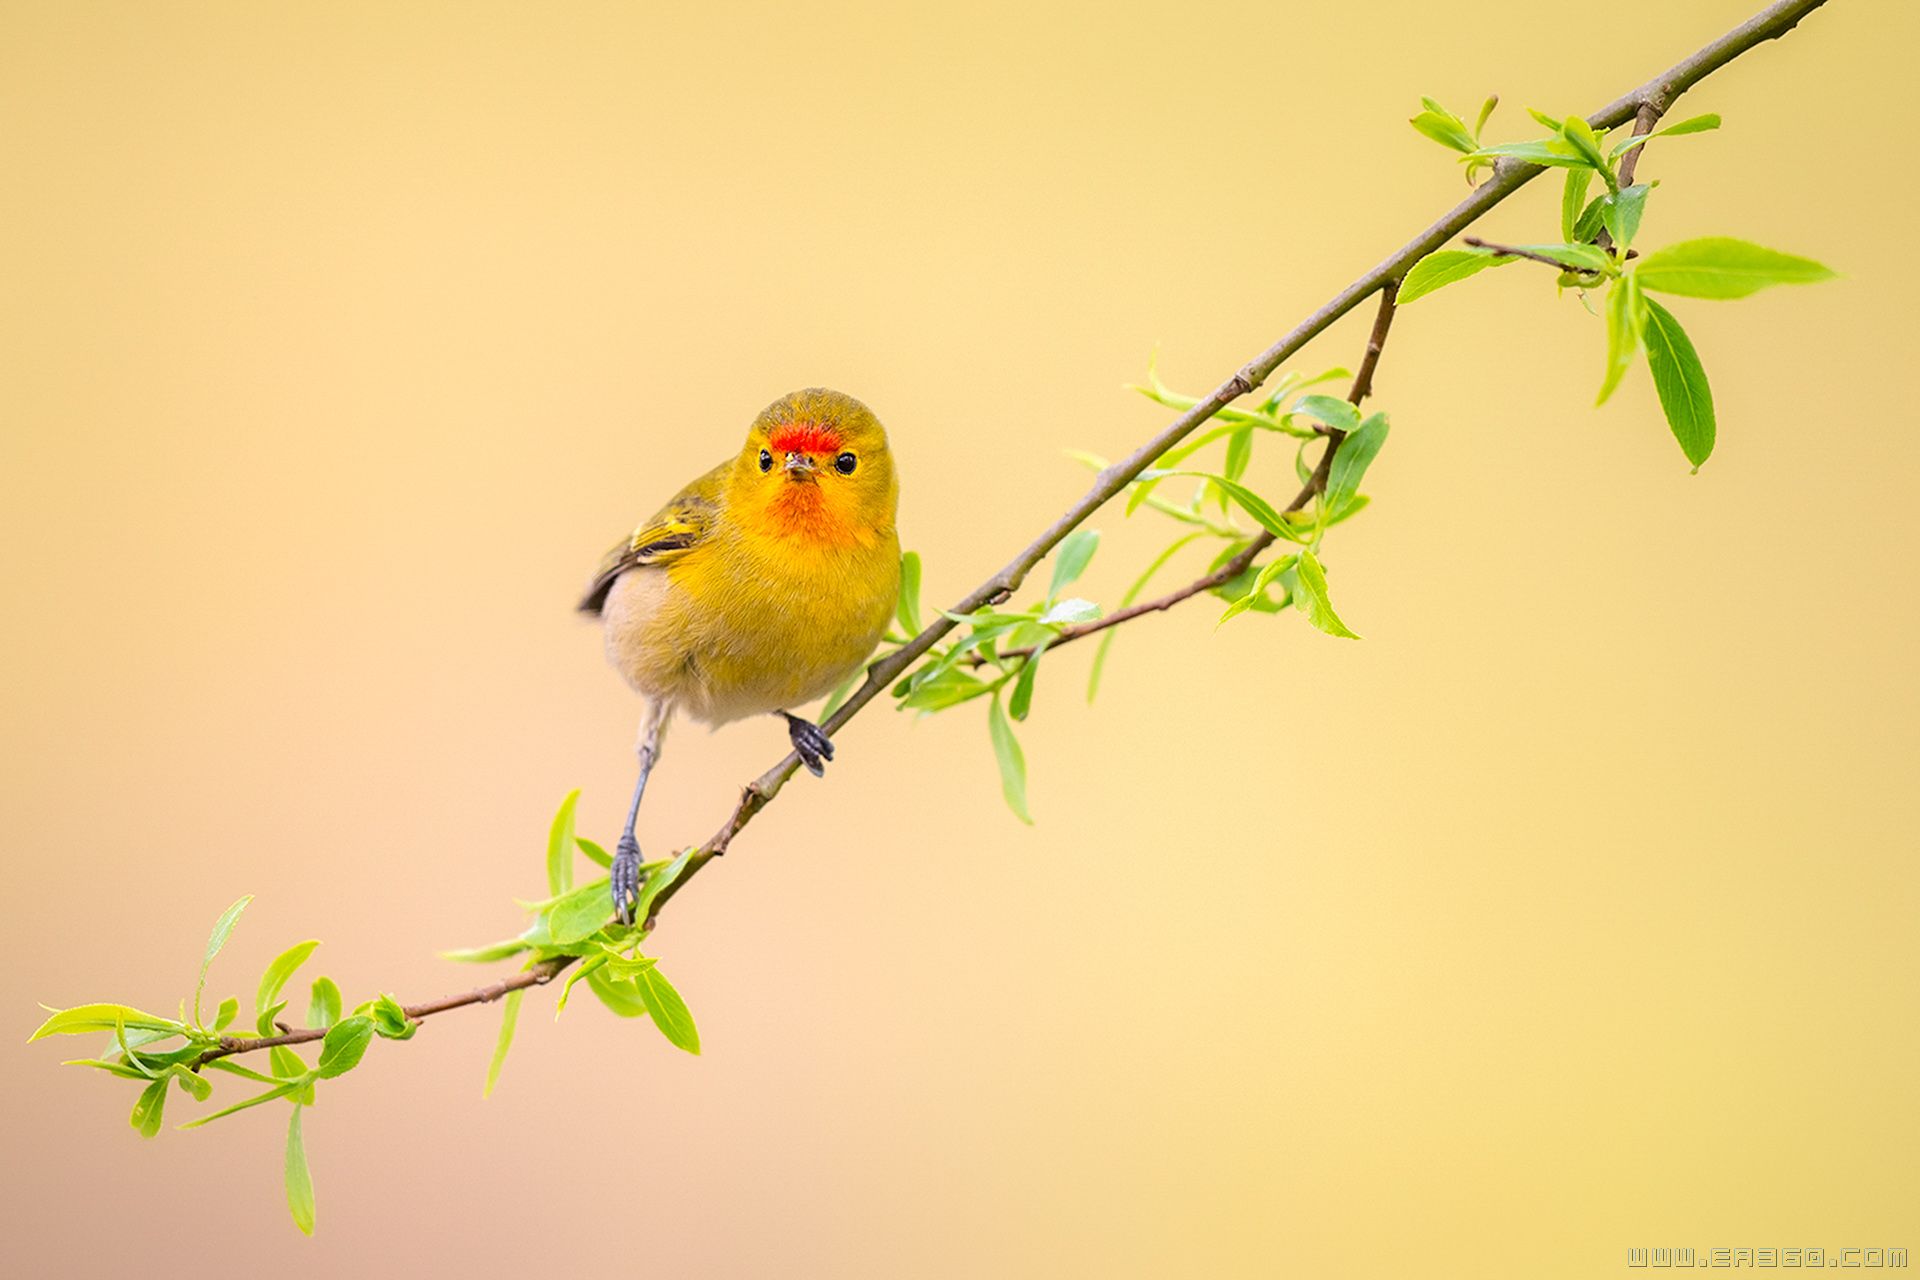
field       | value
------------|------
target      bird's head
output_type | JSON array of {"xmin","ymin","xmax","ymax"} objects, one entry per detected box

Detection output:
[{"xmin": 731, "ymin": 388, "xmax": 898, "ymax": 547}]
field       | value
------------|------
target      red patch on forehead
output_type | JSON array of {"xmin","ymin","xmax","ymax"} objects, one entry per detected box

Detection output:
[{"xmin": 769, "ymin": 421, "xmax": 843, "ymax": 455}]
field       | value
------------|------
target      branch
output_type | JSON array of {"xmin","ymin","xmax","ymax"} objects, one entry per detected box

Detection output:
[
  {"xmin": 194, "ymin": 960, "xmax": 567, "ymax": 1067},
  {"xmin": 197, "ymin": 0, "xmax": 1835, "ymax": 1062},
  {"xmin": 1005, "ymin": 282, "xmax": 1401, "ymax": 661},
  {"xmin": 631, "ymin": 0, "xmax": 1841, "ymax": 930},
  {"xmin": 1462, "ymin": 236, "xmax": 1618, "ymax": 270},
  {"xmin": 1615, "ymin": 101, "xmax": 1665, "ymax": 187}
]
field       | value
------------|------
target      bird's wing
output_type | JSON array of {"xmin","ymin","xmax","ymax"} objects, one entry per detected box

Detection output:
[{"xmin": 577, "ymin": 460, "xmax": 729, "ymax": 615}]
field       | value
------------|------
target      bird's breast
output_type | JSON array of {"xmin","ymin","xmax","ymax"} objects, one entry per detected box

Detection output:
[{"xmin": 621, "ymin": 527, "xmax": 900, "ymax": 724}]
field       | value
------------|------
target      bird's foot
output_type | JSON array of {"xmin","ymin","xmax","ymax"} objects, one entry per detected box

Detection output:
[
  {"xmin": 611, "ymin": 835, "xmax": 643, "ymax": 925},
  {"xmin": 782, "ymin": 713, "xmax": 835, "ymax": 777}
]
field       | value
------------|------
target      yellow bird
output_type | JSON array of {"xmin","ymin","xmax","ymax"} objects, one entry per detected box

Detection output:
[{"xmin": 579, "ymin": 388, "xmax": 902, "ymax": 920}]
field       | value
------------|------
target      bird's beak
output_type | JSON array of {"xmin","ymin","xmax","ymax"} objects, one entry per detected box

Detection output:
[{"xmin": 783, "ymin": 452, "xmax": 817, "ymax": 478}]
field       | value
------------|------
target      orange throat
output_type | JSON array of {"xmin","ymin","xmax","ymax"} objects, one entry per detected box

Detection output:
[{"xmin": 762, "ymin": 480, "xmax": 865, "ymax": 547}]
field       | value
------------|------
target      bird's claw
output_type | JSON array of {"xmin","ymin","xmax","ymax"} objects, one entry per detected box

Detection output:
[
  {"xmin": 611, "ymin": 835, "xmax": 642, "ymax": 925},
  {"xmin": 784, "ymin": 714, "xmax": 835, "ymax": 778}
]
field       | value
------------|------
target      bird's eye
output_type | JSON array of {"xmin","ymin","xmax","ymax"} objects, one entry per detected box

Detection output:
[
  {"xmin": 834, "ymin": 452, "xmax": 858, "ymax": 475},
  {"xmin": 758, "ymin": 449, "xmax": 773, "ymax": 473}
]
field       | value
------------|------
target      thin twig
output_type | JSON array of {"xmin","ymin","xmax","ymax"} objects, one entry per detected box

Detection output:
[
  {"xmin": 1463, "ymin": 236, "xmax": 1596, "ymax": 270},
  {"xmin": 193, "ymin": 960, "xmax": 567, "ymax": 1066},
  {"xmin": 1615, "ymin": 101, "xmax": 1666, "ymax": 188},
  {"xmin": 193, "ymin": 0, "xmax": 1835, "ymax": 1064}
]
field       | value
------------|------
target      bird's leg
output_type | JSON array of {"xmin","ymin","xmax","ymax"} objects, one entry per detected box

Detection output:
[
  {"xmin": 612, "ymin": 699, "xmax": 671, "ymax": 924},
  {"xmin": 779, "ymin": 711, "xmax": 835, "ymax": 778}
]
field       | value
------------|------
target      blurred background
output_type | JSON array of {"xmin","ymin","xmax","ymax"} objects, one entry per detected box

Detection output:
[{"xmin": 2, "ymin": 1, "xmax": 1912, "ymax": 1275}]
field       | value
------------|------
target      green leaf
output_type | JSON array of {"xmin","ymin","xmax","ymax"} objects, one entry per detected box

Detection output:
[
  {"xmin": 361, "ymin": 994, "xmax": 417, "ymax": 1041},
  {"xmin": 1398, "ymin": 248, "xmax": 1507, "ymax": 304},
  {"xmin": 596, "ymin": 946, "xmax": 656, "ymax": 981},
  {"xmin": 307, "ymin": 977, "xmax": 342, "ymax": 1029},
  {"xmin": 1117, "ymin": 473, "xmax": 1243, "ymax": 530},
  {"xmin": 1601, "ymin": 184, "xmax": 1651, "ymax": 250},
  {"xmin": 1126, "ymin": 348, "xmax": 1188, "ymax": 410},
  {"xmin": 554, "ymin": 954, "xmax": 608, "ymax": 1014},
  {"xmin": 546, "ymin": 789, "xmax": 581, "ymax": 898},
  {"xmin": 1641, "ymin": 298, "xmax": 1716, "ymax": 469},
  {"xmin": 899, "ymin": 630, "xmax": 1001, "ymax": 693},
  {"xmin": 987, "ymin": 693, "xmax": 1032, "ymax": 824},
  {"xmin": 586, "ymin": 967, "xmax": 651, "ymax": 1018},
  {"xmin": 544, "ymin": 877, "xmax": 615, "ymax": 945},
  {"xmin": 255, "ymin": 940, "xmax": 320, "ymax": 1034},
  {"xmin": 1323, "ymin": 413, "xmax": 1389, "ymax": 515},
  {"xmin": 1610, "ymin": 112, "xmax": 1721, "ymax": 157},
  {"xmin": 28, "ymin": 1003, "xmax": 185, "ymax": 1041},
  {"xmin": 1218, "ymin": 555, "xmax": 1299, "ymax": 626},
  {"xmin": 1260, "ymin": 363, "xmax": 1350, "ymax": 411},
  {"xmin": 195, "ymin": 895, "xmax": 252, "ymax": 1025},
  {"xmin": 1561, "ymin": 168, "xmax": 1593, "ymax": 242},
  {"xmin": 903, "ymin": 635, "xmax": 990, "ymax": 692},
  {"xmin": 1635, "ymin": 237, "xmax": 1833, "ymax": 299},
  {"xmin": 180, "ymin": 1079, "xmax": 309, "ymax": 1128},
  {"xmin": 64, "ymin": 1056, "xmax": 156, "ymax": 1082},
  {"xmin": 939, "ymin": 606, "xmax": 1039, "ymax": 629},
  {"xmin": 315, "ymin": 1015, "xmax": 375, "ymax": 1078},
  {"xmin": 1223, "ymin": 427, "xmax": 1254, "ymax": 482},
  {"xmin": 1037, "ymin": 597, "xmax": 1098, "ymax": 627},
  {"xmin": 1466, "ymin": 136, "xmax": 1587, "ymax": 168},
  {"xmin": 130, "ymin": 1077, "xmax": 169, "ymax": 1138},
  {"xmin": 113, "ymin": 1015, "xmax": 157, "ymax": 1078},
  {"xmin": 284, "ymin": 1106, "xmax": 316, "ymax": 1236},
  {"xmin": 895, "ymin": 550, "xmax": 923, "ymax": 635},
  {"xmin": 1047, "ymin": 530, "xmax": 1100, "ymax": 600},
  {"xmin": 204, "ymin": 1058, "xmax": 284, "ymax": 1086},
  {"xmin": 213, "ymin": 996, "xmax": 240, "ymax": 1032},
  {"xmin": 575, "ymin": 837, "xmax": 613, "ymax": 869},
  {"xmin": 898, "ymin": 667, "xmax": 993, "ymax": 713},
  {"xmin": 96, "ymin": 1036, "xmax": 194, "ymax": 1076},
  {"xmin": 1560, "ymin": 115, "xmax": 1611, "ymax": 180},
  {"xmin": 440, "ymin": 937, "xmax": 534, "ymax": 965},
  {"xmin": 1525, "ymin": 106, "xmax": 1564, "ymax": 131},
  {"xmin": 1009, "ymin": 643, "xmax": 1047, "ymax": 722},
  {"xmin": 1608, "ymin": 132, "xmax": 1655, "ymax": 160},
  {"xmin": 483, "ymin": 989, "xmax": 523, "ymax": 1099},
  {"xmin": 255, "ymin": 1000, "xmax": 288, "ymax": 1038},
  {"xmin": 1597, "ymin": 275, "xmax": 1647, "ymax": 406},
  {"xmin": 1123, "ymin": 471, "xmax": 1168, "ymax": 517},
  {"xmin": 1410, "ymin": 106, "xmax": 1476, "ymax": 154},
  {"xmin": 161, "ymin": 1062, "xmax": 212, "ymax": 1102},
  {"xmin": 634, "ymin": 848, "xmax": 695, "ymax": 926},
  {"xmin": 271, "ymin": 1045, "xmax": 317, "ymax": 1103},
  {"xmin": 1655, "ymin": 111, "xmax": 1721, "ymax": 138},
  {"xmin": 1293, "ymin": 551, "xmax": 1360, "ymax": 639},
  {"xmin": 635, "ymin": 966, "xmax": 701, "ymax": 1055},
  {"xmin": 1293, "ymin": 394, "xmax": 1360, "ymax": 434},
  {"xmin": 1473, "ymin": 94, "xmax": 1499, "ymax": 139},
  {"xmin": 110, "ymin": 1022, "xmax": 177, "ymax": 1056},
  {"xmin": 1572, "ymin": 194, "xmax": 1608, "ymax": 243},
  {"xmin": 1161, "ymin": 472, "xmax": 1295, "ymax": 540},
  {"xmin": 1206, "ymin": 538, "xmax": 1271, "ymax": 593}
]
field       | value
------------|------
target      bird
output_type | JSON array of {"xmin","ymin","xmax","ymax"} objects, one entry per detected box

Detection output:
[{"xmin": 579, "ymin": 388, "xmax": 902, "ymax": 922}]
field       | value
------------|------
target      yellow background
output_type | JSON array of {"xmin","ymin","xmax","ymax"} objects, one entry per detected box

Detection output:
[{"xmin": 2, "ymin": 1, "xmax": 1911, "ymax": 1274}]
